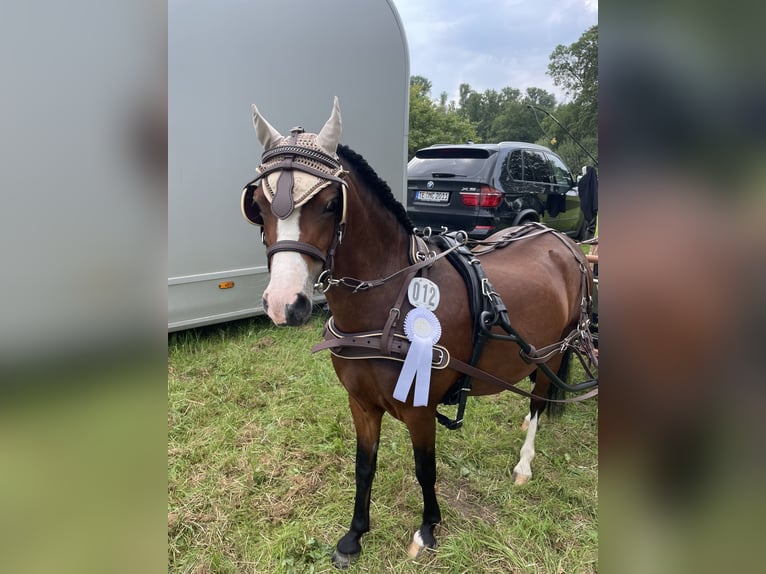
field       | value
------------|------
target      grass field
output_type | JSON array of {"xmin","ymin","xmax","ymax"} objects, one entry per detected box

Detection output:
[{"xmin": 168, "ymin": 311, "xmax": 598, "ymax": 573}]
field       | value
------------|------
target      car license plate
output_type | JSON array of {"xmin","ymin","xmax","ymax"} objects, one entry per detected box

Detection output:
[{"xmin": 416, "ymin": 190, "xmax": 449, "ymax": 203}]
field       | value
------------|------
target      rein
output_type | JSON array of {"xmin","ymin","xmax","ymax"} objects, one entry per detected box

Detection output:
[{"xmin": 314, "ymin": 238, "xmax": 463, "ymax": 293}]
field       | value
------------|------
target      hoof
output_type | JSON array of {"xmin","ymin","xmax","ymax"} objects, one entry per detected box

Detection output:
[
  {"xmin": 407, "ymin": 539, "xmax": 424, "ymax": 559},
  {"xmin": 512, "ymin": 471, "xmax": 530, "ymax": 486},
  {"xmin": 407, "ymin": 529, "xmax": 436, "ymax": 559},
  {"xmin": 331, "ymin": 549, "xmax": 358, "ymax": 569}
]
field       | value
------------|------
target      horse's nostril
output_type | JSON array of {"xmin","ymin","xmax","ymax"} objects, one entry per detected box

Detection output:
[{"xmin": 285, "ymin": 293, "xmax": 312, "ymax": 326}]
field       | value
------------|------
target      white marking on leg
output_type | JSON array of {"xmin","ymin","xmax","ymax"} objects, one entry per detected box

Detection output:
[
  {"xmin": 263, "ymin": 209, "xmax": 313, "ymax": 324},
  {"xmin": 513, "ymin": 412, "xmax": 538, "ymax": 484},
  {"xmin": 407, "ymin": 529, "xmax": 426, "ymax": 558},
  {"xmin": 521, "ymin": 411, "xmax": 531, "ymax": 431}
]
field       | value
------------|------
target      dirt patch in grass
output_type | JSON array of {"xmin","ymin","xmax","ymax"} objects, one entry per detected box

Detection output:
[
  {"xmin": 251, "ymin": 336, "xmax": 276, "ymax": 351},
  {"xmin": 439, "ymin": 478, "xmax": 499, "ymax": 526}
]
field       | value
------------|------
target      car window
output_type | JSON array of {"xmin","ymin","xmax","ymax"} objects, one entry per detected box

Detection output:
[
  {"xmin": 408, "ymin": 148, "xmax": 495, "ymax": 179},
  {"xmin": 547, "ymin": 153, "xmax": 572, "ymax": 187},
  {"xmin": 523, "ymin": 150, "xmax": 550, "ymax": 183},
  {"xmin": 498, "ymin": 149, "xmax": 522, "ymax": 190}
]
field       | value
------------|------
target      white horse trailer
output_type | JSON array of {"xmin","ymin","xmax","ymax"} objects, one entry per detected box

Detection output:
[{"xmin": 168, "ymin": 0, "xmax": 409, "ymax": 331}]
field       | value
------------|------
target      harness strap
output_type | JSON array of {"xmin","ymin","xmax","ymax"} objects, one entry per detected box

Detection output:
[
  {"xmin": 478, "ymin": 299, "xmax": 598, "ymax": 393},
  {"xmin": 321, "ymin": 241, "xmax": 461, "ymax": 292},
  {"xmin": 312, "ymin": 321, "xmax": 598, "ymax": 404},
  {"xmin": 268, "ymin": 131, "xmax": 300, "ymax": 218},
  {"xmin": 380, "ymin": 267, "xmax": 418, "ymax": 356},
  {"xmin": 427, "ymin": 233, "xmax": 489, "ymax": 428},
  {"xmin": 311, "ymin": 323, "xmax": 451, "ymax": 368},
  {"xmin": 469, "ymin": 221, "xmax": 555, "ymax": 254},
  {"xmin": 272, "ymin": 158, "xmax": 296, "ymax": 218},
  {"xmin": 446, "ymin": 355, "xmax": 598, "ymax": 403},
  {"xmin": 266, "ymin": 240, "xmax": 327, "ymax": 267}
]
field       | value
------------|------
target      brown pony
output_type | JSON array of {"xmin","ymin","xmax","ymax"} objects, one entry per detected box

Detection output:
[{"xmin": 241, "ymin": 98, "xmax": 596, "ymax": 568}]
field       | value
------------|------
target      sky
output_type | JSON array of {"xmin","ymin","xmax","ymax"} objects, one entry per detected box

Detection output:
[{"xmin": 391, "ymin": 0, "xmax": 598, "ymax": 104}]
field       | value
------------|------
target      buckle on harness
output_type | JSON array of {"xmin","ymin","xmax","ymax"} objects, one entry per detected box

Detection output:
[{"xmin": 481, "ymin": 278, "xmax": 497, "ymax": 299}]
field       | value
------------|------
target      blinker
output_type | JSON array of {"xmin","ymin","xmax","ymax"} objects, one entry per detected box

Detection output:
[{"xmin": 271, "ymin": 168, "xmax": 296, "ymax": 219}]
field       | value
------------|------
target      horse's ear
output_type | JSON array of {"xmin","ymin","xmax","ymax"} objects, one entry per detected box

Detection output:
[
  {"xmin": 316, "ymin": 96, "xmax": 342, "ymax": 156},
  {"xmin": 252, "ymin": 104, "xmax": 283, "ymax": 151},
  {"xmin": 241, "ymin": 183, "xmax": 264, "ymax": 225}
]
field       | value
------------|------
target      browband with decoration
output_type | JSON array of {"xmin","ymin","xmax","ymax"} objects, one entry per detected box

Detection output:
[
  {"xmin": 254, "ymin": 129, "xmax": 348, "ymax": 220},
  {"xmin": 240, "ymin": 137, "xmax": 348, "ymax": 230},
  {"xmin": 261, "ymin": 145, "xmax": 341, "ymax": 170}
]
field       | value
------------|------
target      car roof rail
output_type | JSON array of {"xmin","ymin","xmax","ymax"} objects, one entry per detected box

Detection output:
[{"xmin": 497, "ymin": 141, "xmax": 551, "ymax": 150}]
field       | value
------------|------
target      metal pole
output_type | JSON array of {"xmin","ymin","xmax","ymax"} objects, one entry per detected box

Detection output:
[{"xmin": 527, "ymin": 104, "xmax": 599, "ymax": 167}]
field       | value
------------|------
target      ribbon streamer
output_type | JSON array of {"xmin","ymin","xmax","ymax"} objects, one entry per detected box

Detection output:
[{"xmin": 393, "ymin": 308, "xmax": 442, "ymax": 407}]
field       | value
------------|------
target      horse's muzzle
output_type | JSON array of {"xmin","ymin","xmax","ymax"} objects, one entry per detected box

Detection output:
[{"xmin": 284, "ymin": 293, "xmax": 312, "ymax": 326}]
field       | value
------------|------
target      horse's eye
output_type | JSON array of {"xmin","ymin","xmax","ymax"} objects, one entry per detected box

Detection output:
[{"xmin": 324, "ymin": 199, "xmax": 338, "ymax": 213}]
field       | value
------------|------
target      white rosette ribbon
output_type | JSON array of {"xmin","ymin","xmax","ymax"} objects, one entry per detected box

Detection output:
[{"xmin": 393, "ymin": 308, "xmax": 442, "ymax": 407}]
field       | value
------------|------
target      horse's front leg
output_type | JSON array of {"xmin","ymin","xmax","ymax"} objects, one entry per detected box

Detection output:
[
  {"xmin": 405, "ymin": 413, "xmax": 441, "ymax": 558},
  {"xmin": 332, "ymin": 396, "xmax": 383, "ymax": 569}
]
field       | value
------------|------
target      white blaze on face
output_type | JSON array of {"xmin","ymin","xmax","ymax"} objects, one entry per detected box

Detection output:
[{"xmin": 263, "ymin": 207, "xmax": 313, "ymax": 324}]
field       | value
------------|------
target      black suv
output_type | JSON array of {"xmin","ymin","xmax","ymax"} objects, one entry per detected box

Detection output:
[{"xmin": 406, "ymin": 142, "xmax": 588, "ymax": 239}]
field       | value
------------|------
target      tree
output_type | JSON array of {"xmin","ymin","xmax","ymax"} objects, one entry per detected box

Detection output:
[
  {"xmin": 407, "ymin": 46, "xmax": 598, "ymax": 170},
  {"xmin": 523, "ymin": 87, "xmax": 557, "ymax": 109},
  {"xmin": 457, "ymin": 83, "xmax": 484, "ymax": 126},
  {"xmin": 407, "ymin": 77, "xmax": 475, "ymax": 157},
  {"xmin": 548, "ymin": 25, "xmax": 597, "ymax": 102},
  {"xmin": 544, "ymin": 25, "xmax": 598, "ymax": 168},
  {"xmin": 488, "ymin": 101, "xmax": 540, "ymax": 143},
  {"xmin": 410, "ymin": 75, "xmax": 433, "ymax": 99},
  {"xmin": 438, "ymin": 91, "xmax": 448, "ymax": 111},
  {"xmin": 547, "ymin": 25, "xmax": 598, "ymax": 141},
  {"xmin": 453, "ymin": 84, "xmax": 557, "ymax": 143}
]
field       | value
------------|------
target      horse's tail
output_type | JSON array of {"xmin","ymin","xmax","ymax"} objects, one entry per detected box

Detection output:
[{"xmin": 545, "ymin": 347, "xmax": 572, "ymax": 419}]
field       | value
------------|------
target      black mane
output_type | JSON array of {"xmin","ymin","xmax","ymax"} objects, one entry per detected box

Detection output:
[{"xmin": 337, "ymin": 144, "xmax": 414, "ymax": 233}]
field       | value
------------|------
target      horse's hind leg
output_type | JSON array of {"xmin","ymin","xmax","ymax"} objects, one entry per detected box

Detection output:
[
  {"xmin": 512, "ymin": 357, "xmax": 566, "ymax": 485},
  {"xmin": 521, "ymin": 411, "xmax": 532, "ymax": 431},
  {"xmin": 332, "ymin": 397, "xmax": 384, "ymax": 569},
  {"xmin": 404, "ymin": 413, "xmax": 441, "ymax": 559},
  {"xmin": 513, "ymin": 404, "xmax": 541, "ymax": 486}
]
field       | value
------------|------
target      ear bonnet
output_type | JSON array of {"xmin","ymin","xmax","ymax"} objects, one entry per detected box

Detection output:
[{"xmin": 241, "ymin": 97, "xmax": 347, "ymax": 225}]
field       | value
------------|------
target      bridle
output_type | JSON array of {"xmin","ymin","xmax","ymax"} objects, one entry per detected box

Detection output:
[
  {"xmin": 241, "ymin": 128, "xmax": 348, "ymax": 273},
  {"xmin": 242, "ymin": 135, "xmax": 464, "ymax": 293}
]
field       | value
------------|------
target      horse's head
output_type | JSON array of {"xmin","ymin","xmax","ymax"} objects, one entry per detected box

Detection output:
[{"xmin": 241, "ymin": 97, "xmax": 347, "ymax": 326}]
